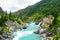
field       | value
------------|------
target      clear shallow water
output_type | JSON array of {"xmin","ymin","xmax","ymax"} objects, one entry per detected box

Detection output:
[
  {"xmin": 19, "ymin": 33, "xmax": 41, "ymax": 40},
  {"xmin": 13, "ymin": 22, "xmax": 41, "ymax": 40}
]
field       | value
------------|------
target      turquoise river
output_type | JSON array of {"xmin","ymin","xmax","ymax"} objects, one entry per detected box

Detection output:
[{"xmin": 13, "ymin": 22, "xmax": 41, "ymax": 40}]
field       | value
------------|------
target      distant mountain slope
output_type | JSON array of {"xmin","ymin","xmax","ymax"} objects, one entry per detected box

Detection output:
[
  {"xmin": 13, "ymin": 0, "xmax": 50, "ymax": 16},
  {"xmin": 13, "ymin": 0, "xmax": 60, "ymax": 22},
  {"xmin": 0, "ymin": 7, "xmax": 7, "ymax": 15}
]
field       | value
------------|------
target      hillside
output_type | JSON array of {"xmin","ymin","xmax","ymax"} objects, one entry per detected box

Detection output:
[
  {"xmin": 0, "ymin": 0, "xmax": 60, "ymax": 40},
  {"xmin": 13, "ymin": 0, "xmax": 60, "ymax": 39},
  {"xmin": 15, "ymin": 0, "xmax": 60, "ymax": 16},
  {"xmin": 13, "ymin": 0, "xmax": 60, "ymax": 22},
  {"xmin": 13, "ymin": 0, "xmax": 50, "ymax": 17}
]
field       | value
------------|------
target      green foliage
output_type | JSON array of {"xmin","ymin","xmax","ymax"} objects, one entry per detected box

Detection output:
[
  {"xmin": 16, "ymin": 19, "xmax": 24, "ymax": 24},
  {"xmin": 44, "ymin": 24, "xmax": 50, "ymax": 28},
  {"xmin": 13, "ymin": 0, "xmax": 60, "ymax": 22},
  {"xmin": 2, "ymin": 26, "xmax": 10, "ymax": 33},
  {"xmin": 0, "ymin": 13, "xmax": 8, "ymax": 26},
  {"xmin": 0, "ymin": 0, "xmax": 60, "ymax": 39},
  {"xmin": 57, "ymin": 16, "xmax": 60, "ymax": 21},
  {"xmin": 27, "ymin": 13, "xmax": 45, "ymax": 22},
  {"xmin": 55, "ymin": 34, "xmax": 60, "ymax": 40}
]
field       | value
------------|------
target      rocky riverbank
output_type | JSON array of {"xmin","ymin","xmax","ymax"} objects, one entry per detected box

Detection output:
[
  {"xmin": 34, "ymin": 17, "xmax": 54, "ymax": 40},
  {"xmin": 0, "ymin": 16, "xmax": 56, "ymax": 40},
  {"xmin": 0, "ymin": 20, "xmax": 29, "ymax": 40}
]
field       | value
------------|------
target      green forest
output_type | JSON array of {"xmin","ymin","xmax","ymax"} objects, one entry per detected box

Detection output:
[{"xmin": 0, "ymin": 0, "xmax": 60, "ymax": 40}]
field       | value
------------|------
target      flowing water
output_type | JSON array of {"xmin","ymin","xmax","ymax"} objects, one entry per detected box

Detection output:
[{"xmin": 13, "ymin": 22, "xmax": 41, "ymax": 40}]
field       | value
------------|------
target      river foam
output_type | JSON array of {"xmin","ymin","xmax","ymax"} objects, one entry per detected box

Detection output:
[
  {"xmin": 13, "ymin": 30, "xmax": 34, "ymax": 40},
  {"xmin": 13, "ymin": 22, "xmax": 40, "ymax": 40}
]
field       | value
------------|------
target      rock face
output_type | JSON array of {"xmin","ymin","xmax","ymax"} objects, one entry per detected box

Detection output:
[
  {"xmin": 34, "ymin": 17, "xmax": 54, "ymax": 40},
  {"xmin": 4, "ymin": 20, "xmax": 29, "ymax": 40},
  {"xmin": 5, "ymin": 20, "xmax": 28, "ymax": 31},
  {"xmin": 0, "ymin": 30, "xmax": 14, "ymax": 40}
]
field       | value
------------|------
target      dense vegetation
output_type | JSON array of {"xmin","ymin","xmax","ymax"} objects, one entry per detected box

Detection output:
[
  {"xmin": 0, "ymin": 7, "xmax": 24, "ymax": 35},
  {"xmin": 0, "ymin": 0, "xmax": 60, "ymax": 39},
  {"xmin": 13, "ymin": 0, "xmax": 60, "ymax": 39}
]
